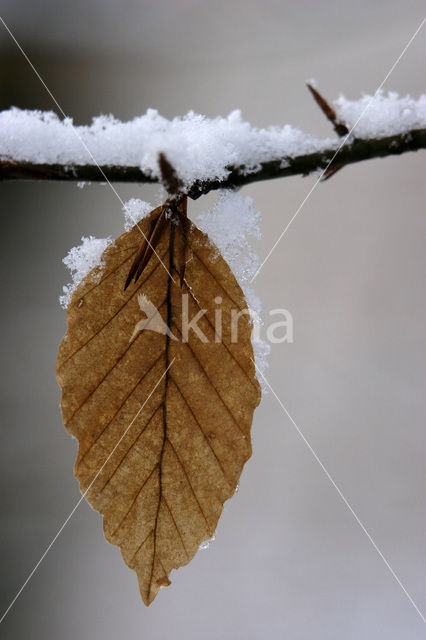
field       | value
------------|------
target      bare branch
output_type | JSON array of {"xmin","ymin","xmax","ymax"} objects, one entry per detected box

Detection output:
[{"xmin": 0, "ymin": 128, "xmax": 425, "ymax": 199}]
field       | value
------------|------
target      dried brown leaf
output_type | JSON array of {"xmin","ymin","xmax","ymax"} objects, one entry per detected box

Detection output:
[{"xmin": 56, "ymin": 209, "xmax": 261, "ymax": 605}]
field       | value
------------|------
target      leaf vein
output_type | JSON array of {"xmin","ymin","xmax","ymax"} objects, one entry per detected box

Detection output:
[
  {"xmin": 191, "ymin": 247, "xmax": 244, "ymax": 312},
  {"xmin": 78, "ymin": 245, "xmax": 138, "ymax": 301},
  {"xmin": 172, "ymin": 322, "xmax": 246, "ymax": 436},
  {"xmin": 99, "ymin": 403, "xmax": 163, "ymax": 494},
  {"xmin": 170, "ymin": 376, "xmax": 231, "ymax": 485},
  {"xmin": 179, "ymin": 272, "xmax": 258, "ymax": 392},
  {"xmin": 165, "ymin": 437, "xmax": 212, "ymax": 536},
  {"xmin": 162, "ymin": 496, "xmax": 189, "ymax": 559},
  {"xmin": 59, "ymin": 249, "xmax": 168, "ymax": 368},
  {"xmin": 76, "ymin": 350, "xmax": 164, "ymax": 469},
  {"xmin": 67, "ymin": 299, "xmax": 167, "ymax": 425},
  {"xmin": 111, "ymin": 464, "xmax": 159, "ymax": 541}
]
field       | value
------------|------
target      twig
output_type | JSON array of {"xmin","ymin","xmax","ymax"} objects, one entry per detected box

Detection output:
[
  {"xmin": 306, "ymin": 83, "xmax": 348, "ymax": 181},
  {"xmin": 0, "ymin": 128, "xmax": 425, "ymax": 199},
  {"xmin": 306, "ymin": 83, "xmax": 349, "ymax": 137}
]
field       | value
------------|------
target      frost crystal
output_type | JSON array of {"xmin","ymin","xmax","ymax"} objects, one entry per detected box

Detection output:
[
  {"xmin": 197, "ymin": 191, "xmax": 261, "ymax": 283},
  {"xmin": 59, "ymin": 235, "xmax": 112, "ymax": 309},
  {"xmin": 199, "ymin": 535, "xmax": 216, "ymax": 550},
  {"xmin": 122, "ymin": 198, "xmax": 152, "ymax": 231}
]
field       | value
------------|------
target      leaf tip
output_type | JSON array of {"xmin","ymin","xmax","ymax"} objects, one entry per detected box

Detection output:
[{"xmin": 142, "ymin": 574, "xmax": 172, "ymax": 606}]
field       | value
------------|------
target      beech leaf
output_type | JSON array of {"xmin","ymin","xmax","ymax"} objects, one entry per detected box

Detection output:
[{"xmin": 56, "ymin": 205, "xmax": 261, "ymax": 605}]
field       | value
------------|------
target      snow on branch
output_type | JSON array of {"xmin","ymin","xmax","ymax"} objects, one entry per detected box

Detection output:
[{"xmin": 0, "ymin": 91, "xmax": 425, "ymax": 196}]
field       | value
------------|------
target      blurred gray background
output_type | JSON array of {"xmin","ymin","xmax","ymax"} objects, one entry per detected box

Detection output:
[{"xmin": 0, "ymin": 1, "xmax": 425, "ymax": 638}]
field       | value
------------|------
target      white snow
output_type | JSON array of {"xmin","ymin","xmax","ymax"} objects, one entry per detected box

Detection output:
[
  {"xmin": 59, "ymin": 192, "xmax": 270, "ymax": 387},
  {"xmin": 49, "ymin": 91, "xmax": 425, "ymax": 378},
  {"xmin": 0, "ymin": 107, "xmax": 334, "ymax": 188},
  {"xmin": 197, "ymin": 191, "xmax": 261, "ymax": 284},
  {"xmin": 59, "ymin": 235, "xmax": 112, "ymax": 309},
  {"xmin": 122, "ymin": 198, "xmax": 152, "ymax": 231},
  {"xmin": 197, "ymin": 191, "xmax": 270, "ymax": 385},
  {"xmin": 334, "ymin": 90, "xmax": 426, "ymax": 138},
  {"xmin": 1, "ymin": 92, "xmax": 424, "ymax": 191}
]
